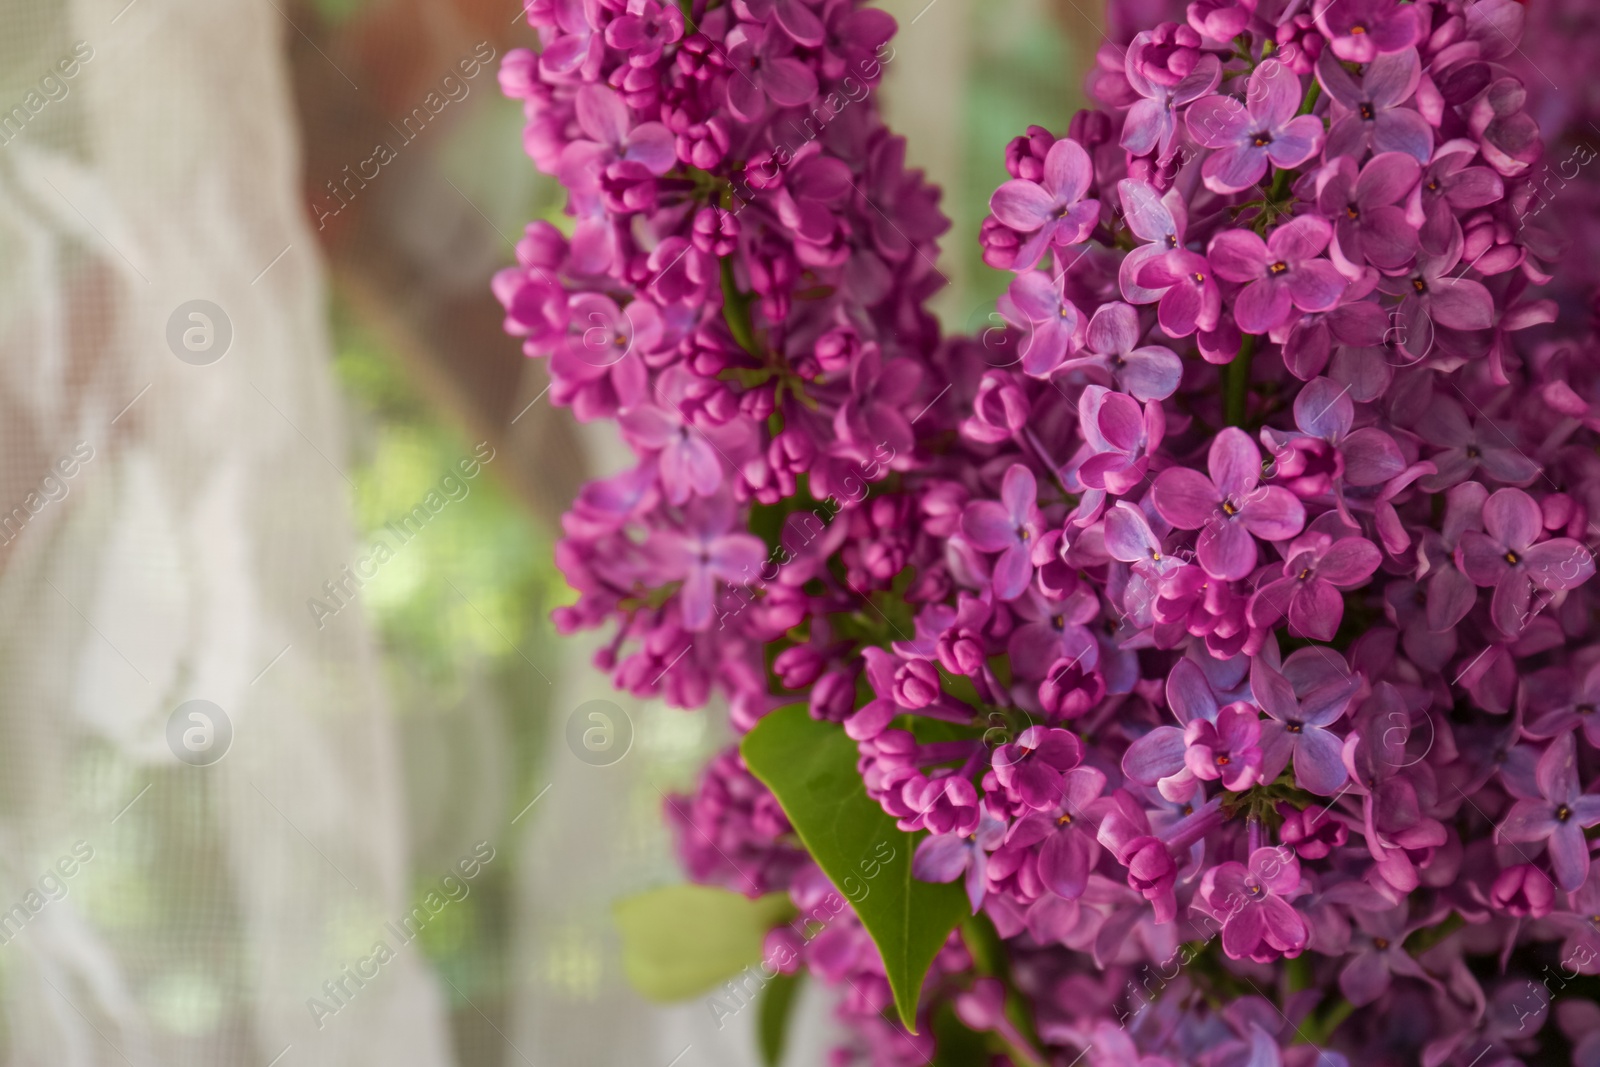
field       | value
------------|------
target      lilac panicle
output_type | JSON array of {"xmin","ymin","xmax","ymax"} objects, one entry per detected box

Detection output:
[{"xmin": 500, "ymin": 0, "xmax": 1600, "ymax": 1061}]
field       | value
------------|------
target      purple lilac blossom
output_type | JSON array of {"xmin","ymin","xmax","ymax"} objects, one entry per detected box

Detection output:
[{"xmin": 498, "ymin": 0, "xmax": 1600, "ymax": 1060}]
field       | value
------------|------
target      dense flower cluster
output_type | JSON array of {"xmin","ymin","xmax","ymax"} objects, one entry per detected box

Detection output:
[
  {"xmin": 495, "ymin": 0, "xmax": 952, "ymax": 1052},
  {"xmin": 498, "ymin": 0, "xmax": 1600, "ymax": 1063}
]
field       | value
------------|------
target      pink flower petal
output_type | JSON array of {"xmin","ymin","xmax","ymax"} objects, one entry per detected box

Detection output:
[{"xmin": 991, "ymin": 179, "xmax": 1058, "ymax": 232}]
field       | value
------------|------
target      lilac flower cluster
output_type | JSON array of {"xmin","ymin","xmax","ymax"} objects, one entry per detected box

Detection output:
[
  {"xmin": 495, "ymin": 0, "xmax": 956, "ymax": 1051},
  {"xmin": 497, "ymin": 0, "xmax": 1600, "ymax": 1062}
]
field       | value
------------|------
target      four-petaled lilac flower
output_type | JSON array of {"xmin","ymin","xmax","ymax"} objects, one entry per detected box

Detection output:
[
  {"xmin": 1002, "ymin": 271, "xmax": 1084, "ymax": 377},
  {"xmin": 1341, "ymin": 684, "xmax": 1447, "ymax": 892},
  {"xmin": 535, "ymin": 0, "xmax": 604, "ymax": 81},
  {"xmin": 1007, "ymin": 588, "xmax": 1100, "ymax": 681},
  {"xmin": 1077, "ymin": 385, "xmax": 1165, "ymax": 495},
  {"xmin": 737, "ymin": 0, "xmax": 826, "ymax": 46},
  {"xmin": 1117, "ymin": 178, "xmax": 1188, "ymax": 306},
  {"xmin": 724, "ymin": 22, "xmax": 820, "ymax": 122},
  {"xmin": 1526, "ymin": 661, "xmax": 1600, "ymax": 749},
  {"xmin": 1133, "ymin": 20, "xmax": 1203, "ymax": 87},
  {"xmin": 1184, "ymin": 703, "xmax": 1264, "ymax": 791},
  {"xmin": 1247, "ymin": 523, "xmax": 1382, "ymax": 641},
  {"xmin": 1315, "ymin": 151, "xmax": 1423, "ymax": 273},
  {"xmin": 994, "ymin": 726, "xmax": 1085, "ymax": 811},
  {"xmin": 619, "ymin": 366, "xmax": 737, "ymax": 505},
  {"xmin": 857, "ymin": 133, "xmax": 951, "ymax": 263},
  {"xmin": 1457, "ymin": 487, "xmax": 1596, "ymax": 636},
  {"xmin": 989, "ymin": 137, "xmax": 1101, "ymax": 270},
  {"xmin": 772, "ymin": 144, "xmax": 854, "ymax": 254},
  {"xmin": 1152, "ymin": 427, "xmax": 1307, "ymax": 581},
  {"xmin": 1499, "ymin": 733, "xmax": 1600, "ymax": 891},
  {"xmin": 1252, "ymin": 657, "xmax": 1359, "ymax": 795},
  {"xmin": 1135, "ymin": 246, "xmax": 1221, "ymax": 338},
  {"xmin": 818, "ymin": 3, "xmax": 896, "ymax": 80},
  {"xmin": 1469, "ymin": 76, "xmax": 1543, "ymax": 178},
  {"xmin": 1415, "ymin": 399, "xmax": 1540, "ymax": 490},
  {"xmin": 493, "ymin": 264, "xmax": 570, "ymax": 354},
  {"xmin": 1407, "ymin": 140, "xmax": 1505, "ymax": 255},
  {"xmin": 604, "ymin": 0, "xmax": 684, "ymax": 65},
  {"xmin": 1122, "ymin": 31, "xmax": 1222, "ymax": 162},
  {"xmin": 554, "ymin": 293, "xmax": 657, "ymax": 418},
  {"xmin": 1339, "ymin": 902, "xmax": 1439, "ymax": 1005},
  {"xmin": 560, "ymin": 84, "xmax": 678, "ymax": 188},
  {"xmin": 1318, "ymin": 47, "xmax": 1432, "ymax": 163},
  {"xmin": 1057, "ymin": 301, "xmax": 1183, "ymax": 401},
  {"xmin": 1314, "ymin": 0, "xmax": 1421, "ymax": 63},
  {"xmin": 1003, "ymin": 766, "xmax": 1107, "ymax": 900},
  {"xmin": 1268, "ymin": 375, "xmax": 1407, "ymax": 494},
  {"xmin": 914, "ymin": 808, "xmax": 1007, "ymax": 912},
  {"xmin": 962, "ymin": 464, "xmax": 1045, "ymax": 600},
  {"xmin": 1104, "ymin": 501, "xmax": 1180, "ymax": 576},
  {"xmin": 1209, "ymin": 216, "xmax": 1348, "ymax": 334},
  {"xmin": 646, "ymin": 495, "xmax": 768, "ymax": 631},
  {"xmin": 1122, "ymin": 656, "xmax": 1234, "ymax": 802},
  {"xmin": 1378, "ymin": 244, "xmax": 1496, "ymax": 359},
  {"xmin": 1187, "ymin": 0, "xmax": 1252, "ymax": 42},
  {"xmin": 1412, "ymin": 480, "xmax": 1488, "ymax": 634},
  {"xmin": 833, "ymin": 345, "xmax": 922, "ymax": 461},
  {"xmin": 1186, "ymin": 59, "xmax": 1325, "ymax": 194},
  {"xmin": 1200, "ymin": 846, "xmax": 1310, "ymax": 961},
  {"xmin": 962, "ymin": 372, "xmax": 1030, "ymax": 445}
]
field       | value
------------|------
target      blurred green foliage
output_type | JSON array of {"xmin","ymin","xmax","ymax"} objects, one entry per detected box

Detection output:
[
  {"xmin": 307, "ymin": 0, "xmax": 373, "ymax": 26},
  {"xmin": 329, "ymin": 296, "xmax": 561, "ymax": 1019},
  {"xmin": 333, "ymin": 300, "xmax": 562, "ymax": 693},
  {"xmin": 960, "ymin": 7, "xmax": 1086, "ymax": 304}
]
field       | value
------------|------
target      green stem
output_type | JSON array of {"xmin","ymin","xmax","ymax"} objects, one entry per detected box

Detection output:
[
  {"xmin": 1284, "ymin": 953, "xmax": 1312, "ymax": 996},
  {"xmin": 1321, "ymin": 998, "xmax": 1356, "ymax": 1038},
  {"xmin": 1403, "ymin": 911, "xmax": 1465, "ymax": 955},
  {"xmin": 1224, "ymin": 334, "xmax": 1259, "ymax": 427},
  {"xmin": 1301, "ymin": 997, "xmax": 1356, "ymax": 1046},
  {"xmin": 1264, "ymin": 81, "xmax": 1323, "ymax": 208},
  {"xmin": 995, "ymin": 1036, "xmax": 1049, "ymax": 1067},
  {"xmin": 1297, "ymin": 79, "xmax": 1324, "ymax": 118},
  {"xmin": 1267, "ymin": 164, "xmax": 1294, "ymax": 205},
  {"xmin": 720, "ymin": 257, "xmax": 759, "ymax": 357}
]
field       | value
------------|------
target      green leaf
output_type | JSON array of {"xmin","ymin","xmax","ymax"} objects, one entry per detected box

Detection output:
[
  {"xmin": 613, "ymin": 884, "xmax": 795, "ymax": 1002},
  {"xmin": 757, "ymin": 970, "xmax": 803, "ymax": 1066},
  {"xmin": 742, "ymin": 704, "xmax": 969, "ymax": 1032}
]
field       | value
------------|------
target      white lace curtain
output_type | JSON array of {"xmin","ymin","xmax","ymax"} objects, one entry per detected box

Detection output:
[
  {"xmin": 0, "ymin": 0, "xmax": 463, "ymax": 1061},
  {"xmin": 0, "ymin": 0, "xmax": 1001, "ymax": 1063}
]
